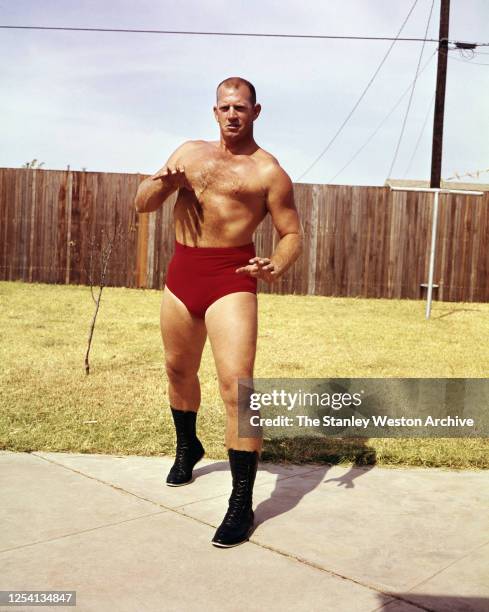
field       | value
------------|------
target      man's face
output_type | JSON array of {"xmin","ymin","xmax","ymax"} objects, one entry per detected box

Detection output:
[{"xmin": 213, "ymin": 84, "xmax": 261, "ymax": 140}]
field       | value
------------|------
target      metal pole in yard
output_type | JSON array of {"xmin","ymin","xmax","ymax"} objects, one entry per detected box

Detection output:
[
  {"xmin": 425, "ymin": 189, "xmax": 439, "ymax": 318},
  {"xmin": 390, "ymin": 186, "xmax": 483, "ymax": 319}
]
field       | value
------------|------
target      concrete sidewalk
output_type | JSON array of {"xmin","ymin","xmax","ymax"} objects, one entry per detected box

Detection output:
[{"xmin": 1, "ymin": 451, "xmax": 488, "ymax": 612}]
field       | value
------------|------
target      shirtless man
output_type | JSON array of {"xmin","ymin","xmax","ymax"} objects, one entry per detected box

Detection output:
[{"xmin": 134, "ymin": 77, "xmax": 302, "ymax": 547}]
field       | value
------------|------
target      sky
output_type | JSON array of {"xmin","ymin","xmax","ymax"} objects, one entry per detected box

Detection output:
[{"xmin": 1, "ymin": 0, "xmax": 488, "ymax": 186}]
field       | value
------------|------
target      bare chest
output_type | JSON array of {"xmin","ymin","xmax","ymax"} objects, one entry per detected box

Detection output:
[{"xmin": 186, "ymin": 156, "xmax": 266, "ymax": 205}]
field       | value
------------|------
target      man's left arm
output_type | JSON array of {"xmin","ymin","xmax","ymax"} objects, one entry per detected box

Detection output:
[
  {"xmin": 246, "ymin": 166, "xmax": 303, "ymax": 282},
  {"xmin": 267, "ymin": 167, "xmax": 303, "ymax": 279},
  {"xmin": 236, "ymin": 165, "xmax": 302, "ymax": 282}
]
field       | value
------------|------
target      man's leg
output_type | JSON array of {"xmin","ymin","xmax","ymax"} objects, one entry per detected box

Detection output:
[
  {"xmin": 161, "ymin": 287, "xmax": 207, "ymax": 485},
  {"xmin": 161, "ymin": 287, "xmax": 207, "ymax": 411},
  {"xmin": 205, "ymin": 292, "xmax": 261, "ymax": 547}
]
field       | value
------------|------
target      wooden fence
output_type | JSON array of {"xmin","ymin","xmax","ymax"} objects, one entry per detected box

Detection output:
[{"xmin": 1, "ymin": 167, "xmax": 488, "ymax": 302}]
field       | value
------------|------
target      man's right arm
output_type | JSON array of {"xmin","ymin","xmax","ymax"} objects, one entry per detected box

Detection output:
[{"xmin": 134, "ymin": 141, "xmax": 192, "ymax": 213}]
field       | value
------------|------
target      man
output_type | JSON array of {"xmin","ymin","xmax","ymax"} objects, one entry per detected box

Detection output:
[{"xmin": 134, "ymin": 76, "xmax": 302, "ymax": 547}]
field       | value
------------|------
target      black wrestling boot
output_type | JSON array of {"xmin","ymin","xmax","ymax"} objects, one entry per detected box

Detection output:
[
  {"xmin": 212, "ymin": 449, "xmax": 259, "ymax": 548},
  {"xmin": 166, "ymin": 407, "xmax": 205, "ymax": 486}
]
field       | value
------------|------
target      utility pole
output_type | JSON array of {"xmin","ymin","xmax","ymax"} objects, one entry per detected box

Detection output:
[{"xmin": 430, "ymin": 0, "xmax": 450, "ymax": 188}]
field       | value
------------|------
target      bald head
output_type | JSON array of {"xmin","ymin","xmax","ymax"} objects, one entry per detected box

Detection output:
[{"xmin": 216, "ymin": 77, "xmax": 256, "ymax": 106}]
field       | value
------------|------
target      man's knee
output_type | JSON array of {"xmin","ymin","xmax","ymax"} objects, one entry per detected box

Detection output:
[
  {"xmin": 219, "ymin": 371, "xmax": 253, "ymax": 409},
  {"xmin": 165, "ymin": 356, "xmax": 199, "ymax": 384}
]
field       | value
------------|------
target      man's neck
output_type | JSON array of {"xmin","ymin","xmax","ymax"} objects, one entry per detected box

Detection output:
[{"xmin": 218, "ymin": 135, "xmax": 259, "ymax": 156}]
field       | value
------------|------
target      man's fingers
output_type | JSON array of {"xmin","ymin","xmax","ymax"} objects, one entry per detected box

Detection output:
[
  {"xmin": 151, "ymin": 165, "xmax": 186, "ymax": 180},
  {"xmin": 236, "ymin": 264, "xmax": 257, "ymax": 274},
  {"xmin": 248, "ymin": 257, "xmax": 271, "ymax": 267},
  {"xmin": 169, "ymin": 166, "xmax": 185, "ymax": 175},
  {"xmin": 151, "ymin": 167, "xmax": 170, "ymax": 180},
  {"xmin": 237, "ymin": 259, "xmax": 277, "ymax": 283}
]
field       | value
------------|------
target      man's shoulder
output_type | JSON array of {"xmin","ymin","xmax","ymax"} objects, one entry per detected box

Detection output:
[
  {"xmin": 255, "ymin": 148, "xmax": 292, "ymax": 187},
  {"xmin": 174, "ymin": 139, "xmax": 216, "ymax": 159},
  {"xmin": 177, "ymin": 139, "xmax": 209, "ymax": 152}
]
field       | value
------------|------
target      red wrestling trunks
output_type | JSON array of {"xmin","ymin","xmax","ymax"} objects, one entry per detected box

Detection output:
[{"xmin": 165, "ymin": 241, "xmax": 258, "ymax": 319}]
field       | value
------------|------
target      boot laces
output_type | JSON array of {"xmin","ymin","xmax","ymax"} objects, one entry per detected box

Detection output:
[
  {"xmin": 223, "ymin": 475, "xmax": 251, "ymax": 526},
  {"xmin": 172, "ymin": 439, "xmax": 196, "ymax": 473}
]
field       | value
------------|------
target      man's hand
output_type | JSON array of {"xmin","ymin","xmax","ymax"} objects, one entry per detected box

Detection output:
[
  {"xmin": 236, "ymin": 257, "xmax": 279, "ymax": 284},
  {"xmin": 151, "ymin": 165, "xmax": 191, "ymax": 190}
]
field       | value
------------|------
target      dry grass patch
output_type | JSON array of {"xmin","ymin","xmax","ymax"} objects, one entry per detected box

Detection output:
[{"xmin": 1, "ymin": 281, "xmax": 488, "ymax": 468}]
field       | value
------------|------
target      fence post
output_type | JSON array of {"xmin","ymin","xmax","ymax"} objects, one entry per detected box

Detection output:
[
  {"xmin": 136, "ymin": 212, "xmax": 149, "ymax": 287},
  {"xmin": 146, "ymin": 213, "xmax": 155, "ymax": 288},
  {"xmin": 307, "ymin": 184, "xmax": 319, "ymax": 295},
  {"xmin": 28, "ymin": 169, "xmax": 37, "ymax": 282},
  {"xmin": 65, "ymin": 170, "xmax": 73, "ymax": 285}
]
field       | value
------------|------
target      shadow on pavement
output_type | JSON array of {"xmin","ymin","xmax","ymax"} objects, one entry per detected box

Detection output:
[
  {"xmin": 376, "ymin": 592, "xmax": 489, "ymax": 611},
  {"xmin": 192, "ymin": 437, "xmax": 377, "ymax": 527},
  {"xmin": 256, "ymin": 437, "xmax": 377, "ymax": 526}
]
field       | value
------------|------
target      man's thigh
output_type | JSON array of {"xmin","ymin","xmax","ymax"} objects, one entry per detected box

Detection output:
[
  {"xmin": 204, "ymin": 292, "xmax": 258, "ymax": 379},
  {"xmin": 160, "ymin": 287, "xmax": 207, "ymax": 370}
]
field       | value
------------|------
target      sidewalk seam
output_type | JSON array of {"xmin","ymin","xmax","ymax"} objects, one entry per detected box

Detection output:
[
  {"xmin": 0, "ymin": 510, "xmax": 167, "ymax": 555},
  {"xmin": 403, "ymin": 537, "xmax": 489, "ymax": 594},
  {"xmin": 248, "ymin": 540, "xmax": 436, "ymax": 612},
  {"xmin": 30, "ymin": 452, "xmax": 221, "ymax": 530}
]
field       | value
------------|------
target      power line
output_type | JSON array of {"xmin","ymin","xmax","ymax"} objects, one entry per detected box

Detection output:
[
  {"xmin": 328, "ymin": 51, "xmax": 437, "ymax": 183},
  {"xmin": 387, "ymin": 0, "xmax": 435, "ymax": 178},
  {"xmin": 1, "ymin": 24, "xmax": 487, "ymax": 46},
  {"xmin": 295, "ymin": 0, "xmax": 421, "ymax": 182},
  {"xmin": 0, "ymin": 23, "xmax": 461, "ymax": 43}
]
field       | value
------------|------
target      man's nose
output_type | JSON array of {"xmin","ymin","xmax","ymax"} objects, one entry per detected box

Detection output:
[{"xmin": 228, "ymin": 107, "xmax": 237, "ymax": 118}]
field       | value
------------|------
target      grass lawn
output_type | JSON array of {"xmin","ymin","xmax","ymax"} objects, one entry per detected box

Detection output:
[{"xmin": 1, "ymin": 280, "xmax": 488, "ymax": 468}]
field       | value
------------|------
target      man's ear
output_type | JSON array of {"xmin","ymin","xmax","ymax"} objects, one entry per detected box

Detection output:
[
  {"xmin": 253, "ymin": 103, "xmax": 262, "ymax": 120},
  {"xmin": 213, "ymin": 105, "xmax": 218, "ymax": 121}
]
